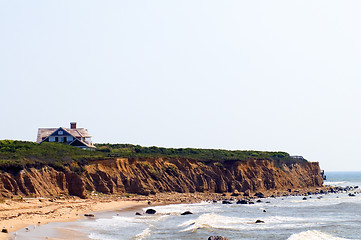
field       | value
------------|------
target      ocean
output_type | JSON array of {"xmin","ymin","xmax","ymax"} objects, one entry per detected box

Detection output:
[{"xmin": 12, "ymin": 172, "xmax": 361, "ymax": 240}]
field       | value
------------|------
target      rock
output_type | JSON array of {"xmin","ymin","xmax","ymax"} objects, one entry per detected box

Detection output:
[
  {"xmin": 265, "ymin": 201, "xmax": 271, "ymax": 203},
  {"xmin": 145, "ymin": 209, "xmax": 156, "ymax": 214},
  {"xmin": 222, "ymin": 200, "xmax": 232, "ymax": 204},
  {"xmin": 348, "ymin": 193, "xmax": 356, "ymax": 197},
  {"xmin": 148, "ymin": 201, "xmax": 152, "ymax": 205},
  {"xmin": 256, "ymin": 199, "xmax": 262, "ymax": 203},
  {"xmin": 208, "ymin": 236, "xmax": 230, "ymax": 240},
  {"xmin": 248, "ymin": 201, "xmax": 255, "ymax": 204},
  {"xmin": 213, "ymin": 200, "xmax": 218, "ymax": 203},
  {"xmin": 1, "ymin": 229, "xmax": 8, "ymax": 233},
  {"xmin": 263, "ymin": 210, "xmax": 266, "ymax": 212},
  {"xmin": 181, "ymin": 211, "xmax": 193, "ymax": 215},
  {"xmin": 302, "ymin": 197, "xmax": 307, "ymax": 200},
  {"xmin": 135, "ymin": 212, "xmax": 142, "ymax": 215},
  {"xmin": 231, "ymin": 190, "xmax": 240, "ymax": 196},
  {"xmin": 236, "ymin": 199, "xmax": 248, "ymax": 204},
  {"xmin": 243, "ymin": 190, "xmax": 250, "ymax": 197},
  {"xmin": 255, "ymin": 219, "xmax": 264, "ymax": 223},
  {"xmin": 84, "ymin": 214, "xmax": 94, "ymax": 217},
  {"xmin": 254, "ymin": 192, "xmax": 265, "ymax": 198}
]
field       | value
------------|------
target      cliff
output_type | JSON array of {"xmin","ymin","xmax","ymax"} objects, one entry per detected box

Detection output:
[{"xmin": 0, "ymin": 158, "xmax": 323, "ymax": 198}]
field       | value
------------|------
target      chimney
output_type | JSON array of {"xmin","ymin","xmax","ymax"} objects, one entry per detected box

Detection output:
[{"xmin": 70, "ymin": 122, "xmax": 77, "ymax": 129}]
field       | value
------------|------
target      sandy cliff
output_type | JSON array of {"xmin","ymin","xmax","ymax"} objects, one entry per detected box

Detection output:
[{"xmin": 0, "ymin": 158, "xmax": 323, "ymax": 198}]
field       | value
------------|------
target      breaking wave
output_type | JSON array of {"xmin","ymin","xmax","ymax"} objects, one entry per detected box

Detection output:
[{"xmin": 288, "ymin": 230, "xmax": 353, "ymax": 240}]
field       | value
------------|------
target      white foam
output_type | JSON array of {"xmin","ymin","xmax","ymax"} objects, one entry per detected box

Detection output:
[
  {"xmin": 324, "ymin": 181, "xmax": 347, "ymax": 186},
  {"xmin": 288, "ymin": 230, "xmax": 351, "ymax": 240},
  {"xmin": 145, "ymin": 202, "xmax": 216, "ymax": 215},
  {"xmin": 178, "ymin": 213, "xmax": 314, "ymax": 232},
  {"xmin": 134, "ymin": 227, "xmax": 152, "ymax": 240}
]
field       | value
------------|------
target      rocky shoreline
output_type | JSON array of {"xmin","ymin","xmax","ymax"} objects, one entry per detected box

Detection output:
[{"xmin": 2, "ymin": 184, "xmax": 360, "ymax": 240}]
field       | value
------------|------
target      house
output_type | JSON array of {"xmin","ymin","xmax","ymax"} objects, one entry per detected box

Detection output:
[{"xmin": 36, "ymin": 122, "xmax": 95, "ymax": 149}]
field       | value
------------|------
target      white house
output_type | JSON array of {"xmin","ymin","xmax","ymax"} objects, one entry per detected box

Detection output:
[{"xmin": 36, "ymin": 122, "xmax": 95, "ymax": 149}]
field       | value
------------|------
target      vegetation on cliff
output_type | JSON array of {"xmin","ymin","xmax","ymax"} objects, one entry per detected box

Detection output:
[
  {"xmin": 0, "ymin": 140, "xmax": 306, "ymax": 172},
  {"xmin": 0, "ymin": 140, "xmax": 104, "ymax": 172},
  {"xmin": 95, "ymin": 144, "xmax": 305, "ymax": 164}
]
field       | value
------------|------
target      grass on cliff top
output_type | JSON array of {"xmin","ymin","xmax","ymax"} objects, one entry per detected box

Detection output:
[
  {"xmin": 95, "ymin": 143, "xmax": 307, "ymax": 164},
  {"xmin": 0, "ymin": 140, "xmax": 307, "ymax": 172},
  {"xmin": 0, "ymin": 140, "xmax": 105, "ymax": 172}
]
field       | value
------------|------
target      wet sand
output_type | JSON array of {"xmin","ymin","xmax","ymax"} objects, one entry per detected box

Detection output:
[{"xmin": 0, "ymin": 196, "xmax": 148, "ymax": 240}]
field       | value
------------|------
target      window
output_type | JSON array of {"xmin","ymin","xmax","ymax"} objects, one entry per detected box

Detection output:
[
  {"xmin": 55, "ymin": 137, "xmax": 59, "ymax": 142},
  {"xmin": 58, "ymin": 131, "xmax": 63, "ymax": 135}
]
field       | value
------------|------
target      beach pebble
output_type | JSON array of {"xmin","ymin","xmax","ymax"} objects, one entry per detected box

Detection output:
[
  {"xmin": 255, "ymin": 219, "xmax": 264, "ymax": 223},
  {"xmin": 1, "ymin": 229, "xmax": 8, "ymax": 233},
  {"xmin": 84, "ymin": 214, "xmax": 95, "ymax": 217},
  {"xmin": 135, "ymin": 212, "xmax": 142, "ymax": 215}
]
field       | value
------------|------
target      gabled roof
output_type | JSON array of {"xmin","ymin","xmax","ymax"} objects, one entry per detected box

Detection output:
[
  {"xmin": 69, "ymin": 138, "xmax": 94, "ymax": 148},
  {"xmin": 37, "ymin": 127, "xmax": 92, "ymax": 143}
]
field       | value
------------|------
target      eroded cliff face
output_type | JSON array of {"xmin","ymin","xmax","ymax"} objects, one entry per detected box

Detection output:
[{"xmin": 0, "ymin": 158, "xmax": 323, "ymax": 198}]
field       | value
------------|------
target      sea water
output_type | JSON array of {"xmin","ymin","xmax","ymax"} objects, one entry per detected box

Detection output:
[{"xmin": 12, "ymin": 172, "xmax": 361, "ymax": 240}]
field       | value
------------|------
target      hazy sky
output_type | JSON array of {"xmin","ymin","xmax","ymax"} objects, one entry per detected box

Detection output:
[{"xmin": 1, "ymin": 1, "xmax": 361, "ymax": 171}]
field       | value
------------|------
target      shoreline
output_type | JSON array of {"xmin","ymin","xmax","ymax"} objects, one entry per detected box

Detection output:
[
  {"xmin": 0, "ymin": 186, "xmax": 331, "ymax": 240},
  {"xmin": 0, "ymin": 196, "xmax": 149, "ymax": 240}
]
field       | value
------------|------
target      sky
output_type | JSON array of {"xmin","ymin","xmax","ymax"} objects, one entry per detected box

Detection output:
[{"xmin": 1, "ymin": 1, "xmax": 361, "ymax": 171}]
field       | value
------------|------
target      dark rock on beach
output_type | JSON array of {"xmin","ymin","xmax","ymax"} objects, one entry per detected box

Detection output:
[
  {"xmin": 231, "ymin": 190, "xmax": 240, "ymax": 196},
  {"xmin": 146, "ymin": 209, "xmax": 156, "ymax": 214},
  {"xmin": 84, "ymin": 214, "xmax": 95, "ymax": 217},
  {"xmin": 222, "ymin": 200, "xmax": 232, "ymax": 204},
  {"xmin": 208, "ymin": 236, "xmax": 230, "ymax": 240},
  {"xmin": 254, "ymin": 192, "xmax": 265, "ymax": 198},
  {"xmin": 255, "ymin": 219, "xmax": 264, "ymax": 223},
  {"xmin": 236, "ymin": 199, "xmax": 248, "ymax": 204},
  {"xmin": 181, "ymin": 211, "xmax": 193, "ymax": 215},
  {"xmin": 135, "ymin": 212, "xmax": 142, "ymax": 215}
]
